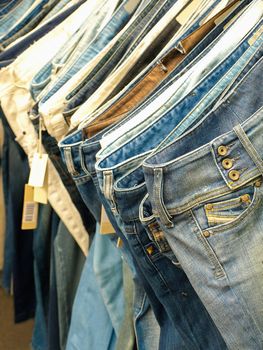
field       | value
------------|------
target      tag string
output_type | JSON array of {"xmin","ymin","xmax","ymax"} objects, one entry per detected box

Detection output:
[{"xmin": 38, "ymin": 117, "xmax": 42, "ymax": 158}]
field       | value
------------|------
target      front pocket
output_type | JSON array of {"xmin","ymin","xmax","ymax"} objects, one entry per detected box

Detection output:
[{"xmin": 205, "ymin": 193, "xmax": 252, "ymax": 227}]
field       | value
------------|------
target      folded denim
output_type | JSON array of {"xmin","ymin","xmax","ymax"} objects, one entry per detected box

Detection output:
[
  {"xmin": 143, "ymin": 57, "xmax": 263, "ymax": 349},
  {"xmin": 97, "ymin": 0, "xmax": 260, "ymax": 156},
  {"xmin": 0, "ymin": 0, "xmax": 35, "ymax": 36},
  {"xmin": 0, "ymin": 0, "xmax": 85, "ymax": 66},
  {"xmin": 62, "ymin": 0, "xmax": 176, "ymax": 116},
  {"xmin": 0, "ymin": 0, "xmax": 21, "ymax": 18},
  {"xmin": 0, "ymin": 0, "xmax": 60, "ymax": 49},
  {"xmin": 96, "ymin": 23, "xmax": 262, "ymax": 181},
  {"xmin": 82, "ymin": 0, "xmax": 243, "ymax": 139},
  {"xmin": 0, "ymin": 0, "xmax": 51, "ymax": 43},
  {"xmin": 40, "ymin": 0, "xmax": 146, "ymax": 105}
]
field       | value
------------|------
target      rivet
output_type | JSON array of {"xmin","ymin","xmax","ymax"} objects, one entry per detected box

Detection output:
[
  {"xmin": 241, "ymin": 194, "xmax": 250, "ymax": 203},
  {"xmin": 217, "ymin": 145, "xmax": 228, "ymax": 156},
  {"xmin": 203, "ymin": 230, "xmax": 210, "ymax": 238},
  {"xmin": 228, "ymin": 170, "xmax": 240, "ymax": 181},
  {"xmin": 206, "ymin": 204, "xmax": 213, "ymax": 210},
  {"xmin": 255, "ymin": 180, "xmax": 262, "ymax": 188},
  {"xmin": 222, "ymin": 158, "xmax": 233, "ymax": 170},
  {"xmin": 146, "ymin": 246, "xmax": 154, "ymax": 255}
]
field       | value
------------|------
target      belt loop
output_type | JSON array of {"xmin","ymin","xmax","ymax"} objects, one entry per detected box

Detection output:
[
  {"xmin": 103, "ymin": 170, "xmax": 117, "ymax": 213},
  {"xmin": 234, "ymin": 124, "xmax": 263, "ymax": 175},
  {"xmin": 153, "ymin": 168, "xmax": 174, "ymax": 227},
  {"xmin": 64, "ymin": 147, "xmax": 79, "ymax": 176}
]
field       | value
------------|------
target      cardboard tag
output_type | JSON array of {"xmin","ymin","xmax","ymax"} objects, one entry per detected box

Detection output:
[
  {"xmin": 34, "ymin": 167, "xmax": 48, "ymax": 204},
  {"xmin": 248, "ymin": 26, "xmax": 263, "ymax": 46},
  {"xmin": 21, "ymin": 185, "xmax": 39, "ymax": 230},
  {"xmin": 100, "ymin": 206, "xmax": 115, "ymax": 234},
  {"xmin": 28, "ymin": 153, "xmax": 48, "ymax": 187}
]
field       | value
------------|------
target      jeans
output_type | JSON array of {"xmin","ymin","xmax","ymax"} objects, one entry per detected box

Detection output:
[
  {"xmin": 0, "ymin": 0, "xmax": 85, "ymax": 67},
  {"xmin": 54, "ymin": 220, "xmax": 86, "ymax": 350},
  {"xmin": 59, "ymin": 130, "xmax": 177, "ymax": 349},
  {"xmin": 62, "ymin": 0, "xmax": 175, "ymax": 115},
  {"xmin": 66, "ymin": 229, "xmax": 116, "ymax": 350},
  {"xmin": 0, "ymin": 108, "xmax": 35, "ymax": 323},
  {"xmin": 143, "ymin": 56, "xmax": 263, "ymax": 349},
  {"xmin": 40, "ymin": 0, "xmax": 141, "ymax": 105}
]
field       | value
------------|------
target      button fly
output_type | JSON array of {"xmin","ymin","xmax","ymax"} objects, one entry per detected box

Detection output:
[
  {"xmin": 228, "ymin": 170, "xmax": 240, "ymax": 181},
  {"xmin": 217, "ymin": 145, "xmax": 228, "ymax": 156},
  {"xmin": 222, "ymin": 158, "xmax": 233, "ymax": 169}
]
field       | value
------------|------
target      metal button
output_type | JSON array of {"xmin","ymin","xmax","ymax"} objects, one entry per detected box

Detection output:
[
  {"xmin": 206, "ymin": 204, "xmax": 213, "ymax": 210},
  {"xmin": 203, "ymin": 230, "xmax": 210, "ymax": 238},
  {"xmin": 217, "ymin": 145, "xmax": 228, "ymax": 156},
  {"xmin": 228, "ymin": 170, "xmax": 240, "ymax": 181},
  {"xmin": 146, "ymin": 246, "xmax": 154, "ymax": 255},
  {"xmin": 222, "ymin": 158, "xmax": 233, "ymax": 170},
  {"xmin": 241, "ymin": 194, "xmax": 250, "ymax": 203},
  {"xmin": 255, "ymin": 180, "xmax": 262, "ymax": 187}
]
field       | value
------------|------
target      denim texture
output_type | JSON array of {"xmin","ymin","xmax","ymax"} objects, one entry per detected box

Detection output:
[
  {"xmin": 60, "ymin": 130, "xmax": 178, "ymax": 349},
  {"xmin": 0, "ymin": 108, "xmax": 35, "ymax": 323},
  {"xmin": 0, "ymin": 0, "xmax": 85, "ymax": 67},
  {"xmin": 0, "ymin": 0, "xmax": 35, "ymax": 36},
  {"xmin": 97, "ymin": 0, "xmax": 253, "ymax": 151},
  {"xmin": 66, "ymin": 229, "xmax": 116, "ymax": 350},
  {"xmin": 0, "ymin": 0, "xmax": 60, "ymax": 49},
  {"xmin": 54, "ymin": 220, "xmax": 85, "ymax": 350},
  {"xmin": 143, "ymin": 56, "xmax": 263, "ymax": 349},
  {"xmin": 63, "ymin": 0, "xmax": 178, "ymax": 115},
  {"xmin": 0, "ymin": 0, "xmax": 50, "ymax": 43},
  {"xmin": 0, "ymin": 0, "xmax": 21, "ymax": 17},
  {"xmin": 40, "ymin": 0, "xmax": 141, "ymax": 104}
]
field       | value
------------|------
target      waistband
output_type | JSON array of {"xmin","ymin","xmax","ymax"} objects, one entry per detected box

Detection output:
[{"xmin": 143, "ymin": 107, "xmax": 263, "ymax": 225}]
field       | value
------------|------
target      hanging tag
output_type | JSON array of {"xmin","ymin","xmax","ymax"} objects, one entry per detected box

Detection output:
[
  {"xmin": 100, "ymin": 206, "xmax": 115, "ymax": 234},
  {"xmin": 28, "ymin": 117, "xmax": 48, "ymax": 187},
  {"xmin": 34, "ymin": 167, "xmax": 48, "ymax": 204},
  {"xmin": 117, "ymin": 237, "xmax": 123, "ymax": 248},
  {"xmin": 28, "ymin": 153, "xmax": 48, "ymax": 187},
  {"xmin": 21, "ymin": 184, "xmax": 39, "ymax": 230}
]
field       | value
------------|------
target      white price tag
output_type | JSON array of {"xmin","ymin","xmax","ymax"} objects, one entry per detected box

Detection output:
[{"xmin": 28, "ymin": 153, "xmax": 48, "ymax": 188}]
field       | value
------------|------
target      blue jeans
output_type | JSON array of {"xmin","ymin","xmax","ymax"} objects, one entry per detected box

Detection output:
[
  {"xmin": 39, "ymin": 0, "xmax": 142, "ymax": 104},
  {"xmin": 66, "ymin": 229, "xmax": 116, "ymax": 350},
  {"xmin": 63, "ymin": 0, "xmax": 179, "ymax": 116},
  {"xmin": 143, "ymin": 56, "xmax": 263, "ymax": 349},
  {"xmin": 0, "ymin": 0, "xmax": 85, "ymax": 67}
]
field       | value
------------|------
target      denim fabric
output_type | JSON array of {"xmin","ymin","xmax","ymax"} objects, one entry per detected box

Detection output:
[
  {"xmin": 54, "ymin": 220, "xmax": 85, "ymax": 350},
  {"xmin": 59, "ymin": 130, "xmax": 177, "ymax": 349},
  {"xmin": 97, "ymin": 25, "xmax": 261, "ymax": 174},
  {"xmin": 63, "ymin": 0, "xmax": 178, "ymax": 115},
  {"xmin": 47, "ymin": 210, "xmax": 60, "ymax": 350},
  {"xmin": 66, "ymin": 229, "xmax": 116, "ymax": 350},
  {"xmin": 143, "ymin": 57, "xmax": 263, "ymax": 349},
  {"xmin": 40, "ymin": 0, "xmax": 141, "ymax": 104},
  {"xmin": 0, "ymin": 108, "xmax": 35, "ymax": 322},
  {"xmin": 113, "ymin": 183, "xmax": 226, "ymax": 349},
  {"xmin": 0, "ymin": 0, "xmax": 84, "ymax": 67},
  {"xmin": 0, "ymin": 0, "xmax": 35, "ymax": 36},
  {"xmin": 39, "ymin": 0, "xmax": 72, "ymax": 23},
  {"xmin": 0, "ymin": 0, "xmax": 50, "ymax": 43},
  {"xmin": 96, "ymin": 0, "xmax": 253, "ymax": 151},
  {"xmin": 0, "ymin": 0, "xmax": 60, "ymax": 49},
  {"xmin": 30, "ymin": 114, "xmax": 96, "ymax": 237},
  {"xmin": 32, "ymin": 204, "xmax": 56, "ymax": 350},
  {"xmin": 116, "ymin": 260, "xmax": 135, "ymax": 350},
  {"xmin": 0, "ymin": 0, "xmax": 21, "ymax": 17}
]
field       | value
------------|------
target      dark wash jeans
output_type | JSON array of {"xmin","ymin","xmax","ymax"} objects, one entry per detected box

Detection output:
[{"xmin": 0, "ymin": 107, "xmax": 35, "ymax": 322}]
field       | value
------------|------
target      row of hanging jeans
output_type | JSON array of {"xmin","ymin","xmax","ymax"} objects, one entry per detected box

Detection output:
[{"xmin": 0, "ymin": 0, "xmax": 262, "ymax": 349}]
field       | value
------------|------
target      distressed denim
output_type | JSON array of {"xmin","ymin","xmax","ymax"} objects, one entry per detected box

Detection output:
[{"xmin": 143, "ymin": 57, "xmax": 263, "ymax": 349}]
